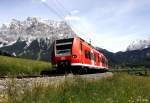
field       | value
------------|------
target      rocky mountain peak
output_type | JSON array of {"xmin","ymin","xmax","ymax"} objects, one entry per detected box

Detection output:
[
  {"xmin": 0, "ymin": 17, "xmax": 76, "ymax": 61},
  {"xmin": 0, "ymin": 17, "xmax": 75, "ymax": 44},
  {"xmin": 127, "ymin": 38, "xmax": 150, "ymax": 51}
]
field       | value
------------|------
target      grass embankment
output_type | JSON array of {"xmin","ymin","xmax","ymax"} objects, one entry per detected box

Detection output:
[
  {"xmin": 5, "ymin": 73, "xmax": 150, "ymax": 103},
  {"xmin": 0, "ymin": 56, "xmax": 52, "ymax": 76}
]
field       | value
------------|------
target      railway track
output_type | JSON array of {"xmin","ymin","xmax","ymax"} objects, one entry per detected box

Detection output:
[
  {"xmin": 0, "ymin": 72, "xmax": 113, "ymax": 80},
  {"xmin": 0, "ymin": 68, "xmax": 112, "ymax": 79}
]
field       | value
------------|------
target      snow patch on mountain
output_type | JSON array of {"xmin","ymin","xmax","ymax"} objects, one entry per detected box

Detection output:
[
  {"xmin": 127, "ymin": 38, "xmax": 150, "ymax": 51},
  {"xmin": 5, "ymin": 41, "xmax": 17, "ymax": 47},
  {"xmin": 0, "ymin": 17, "xmax": 75, "ymax": 48},
  {"xmin": 0, "ymin": 17, "xmax": 76, "ymax": 60},
  {"xmin": 0, "ymin": 44, "xmax": 3, "ymax": 48}
]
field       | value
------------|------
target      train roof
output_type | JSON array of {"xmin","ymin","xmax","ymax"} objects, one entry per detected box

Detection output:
[{"xmin": 76, "ymin": 37, "xmax": 100, "ymax": 53}]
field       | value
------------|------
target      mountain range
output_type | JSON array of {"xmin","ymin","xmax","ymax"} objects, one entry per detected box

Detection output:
[
  {"xmin": 97, "ymin": 47, "xmax": 150, "ymax": 68},
  {"xmin": 127, "ymin": 38, "xmax": 150, "ymax": 51},
  {"xmin": 0, "ymin": 17, "xmax": 75, "ymax": 61},
  {"xmin": 0, "ymin": 17, "xmax": 150, "ymax": 68}
]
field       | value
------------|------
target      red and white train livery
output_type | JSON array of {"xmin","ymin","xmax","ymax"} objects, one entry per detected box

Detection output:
[{"xmin": 52, "ymin": 37, "xmax": 109, "ymax": 71}]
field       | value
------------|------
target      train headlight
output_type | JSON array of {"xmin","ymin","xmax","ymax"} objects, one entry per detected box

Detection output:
[{"xmin": 72, "ymin": 54, "xmax": 77, "ymax": 58}]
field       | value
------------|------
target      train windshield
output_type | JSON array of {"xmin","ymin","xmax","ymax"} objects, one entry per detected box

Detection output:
[{"xmin": 55, "ymin": 38, "xmax": 73, "ymax": 56}]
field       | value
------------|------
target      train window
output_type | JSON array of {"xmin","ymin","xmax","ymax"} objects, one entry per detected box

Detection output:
[
  {"xmin": 106, "ymin": 60, "xmax": 108, "ymax": 66},
  {"xmin": 56, "ymin": 49, "xmax": 71, "ymax": 55},
  {"xmin": 56, "ymin": 44, "xmax": 72, "ymax": 55},
  {"xmin": 56, "ymin": 44, "xmax": 72, "ymax": 50},
  {"xmin": 98, "ymin": 56, "xmax": 100, "ymax": 63},
  {"xmin": 88, "ymin": 51, "xmax": 91, "ymax": 59},
  {"xmin": 85, "ymin": 50, "xmax": 91, "ymax": 59},
  {"xmin": 85, "ymin": 50, "xmax": 88, "ymax": 58},
  {"xmin": 56, "ymin": 38, "xmax": 74, "ymax": 44},
  {"xmin": 91, "ymin": 53, "xmax": 94, "ymax": 60},
  {"xmin": 101, "ymin": 57, "xmax": 105, "ymax": 64},
  {"xmin": 99, "ymin": 56, "xmax": 102, "ymax": 63},
  {"xmin": 99, "ymin": 55, "xmax": 103, "ymax": 63},
  {"xmin": 85, "ymin": 50, "xmax": 89, "ymax": 59}
]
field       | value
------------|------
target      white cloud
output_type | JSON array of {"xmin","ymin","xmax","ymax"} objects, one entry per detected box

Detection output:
[
  {"xmin": 68, "ymin": 18, "xmax": 97, "ymax": 43},
  {"xmin": 31, "ymin": 0, "xmax": 47, "ymax": 3},
  {"xmin": 64, "ymin": 15, "xmax": 80, "ymax": 21},
  {"xmin": 63, "ymin": 0, "xmax": 150, "ymax": 52},
  {"xmin": 41, "ymin": 0, "xmax": 47, "ymax": 2},
  {"xmin": 71, "ymin": 10, "xmax": 80, "ymax": 15}
]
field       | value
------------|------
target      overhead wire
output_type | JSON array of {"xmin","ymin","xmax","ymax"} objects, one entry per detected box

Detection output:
[
  {"xmin": 53, "ymin": 0, "xmax": 91, "ymax": 42},
  {"xmin": 42, "ymin": 0, "xmax": 74, "ymax": 32},
  {"xmin": 54, "ymin": 0, "xmax": 71, "ymax": 16},
  {"xmin": 42, "ymin": 2, "xmax": 63, "ymax": 19},
  {"xmin": 53, "ymin": 0, "xmax": 76, "ymax": 36},
  {"xmin": 42, "ymin": 0, "xmax": 91, "ymax": 43}
]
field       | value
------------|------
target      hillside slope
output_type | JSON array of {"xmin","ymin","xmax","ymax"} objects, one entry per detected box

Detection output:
[
  {"xmin": 97, "ymin": 47, "xmax": 150, "ymax": 68},
  {"xmin": 0, "ymin": 55, "xmax": 51, "ymax": 76}
]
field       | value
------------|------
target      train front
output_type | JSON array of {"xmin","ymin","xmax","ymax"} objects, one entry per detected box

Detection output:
[{"xmin": 52, "ymin": 38, "xmax": 74, "ymax": 71}]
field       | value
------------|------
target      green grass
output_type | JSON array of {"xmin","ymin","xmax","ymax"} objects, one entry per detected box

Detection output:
[
  {"xmin": 5, "ymin": 73, "xmax": 150, "ymax": 103},
  {"xmin": 0, "ymin": 56, "xmax": 52, "ymax": 76}
]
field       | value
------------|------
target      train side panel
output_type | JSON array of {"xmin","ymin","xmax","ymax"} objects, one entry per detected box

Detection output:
[{"xmin": 71, "ymin": 38, "xmax": 82, "ymax": 64}]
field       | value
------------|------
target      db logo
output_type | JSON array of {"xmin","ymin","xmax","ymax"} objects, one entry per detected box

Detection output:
[{"xmin": 61, "ymin": 57, "xmax": 65, "ymax": 60}]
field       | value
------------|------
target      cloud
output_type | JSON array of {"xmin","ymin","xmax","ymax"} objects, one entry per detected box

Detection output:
[
  {"xmin": 41, "ymin": 0, "xmax": 47, "ymax": 2},
  {"xmin": 71, "ymin": 10, "xmax": 80, "ymax": 15},
  {"xmin": 64, "ymin": 15, "xmax": 80, "ymax": 21},
  {"xmin": 63, "ymin": 0, "xmax": 150, "ymax": 52},
  {"xmin": 68, "ymin": 17, "xmax": 97, "ymax": 43}
]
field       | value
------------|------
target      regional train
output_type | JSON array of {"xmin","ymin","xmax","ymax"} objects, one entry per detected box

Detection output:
[{"xmin": 51, "ymin": 37, "xmax": 109, "ymax": 72}]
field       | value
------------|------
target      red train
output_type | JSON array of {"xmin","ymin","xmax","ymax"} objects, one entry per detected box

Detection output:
[{"xmin": 52, "ymin": 37, "xmax": 109, "ymax": 72}]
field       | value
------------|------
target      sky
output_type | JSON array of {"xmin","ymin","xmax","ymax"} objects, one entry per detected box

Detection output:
[{"xmin": 0, "ymin": 0, "xmax": 150, "ymax": 52}]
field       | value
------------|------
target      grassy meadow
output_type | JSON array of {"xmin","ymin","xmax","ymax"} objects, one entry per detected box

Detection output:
[
  {"xmin": 2, "ymin": 73, "xmax": 150, "ymax": 103},
  {"xmin": 0, "ymin": 56, "xmax": 52, "ymax": 76},
  {"xmin": 0, "ymin": 55, "xmax": 150, "ymax": 103}
]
